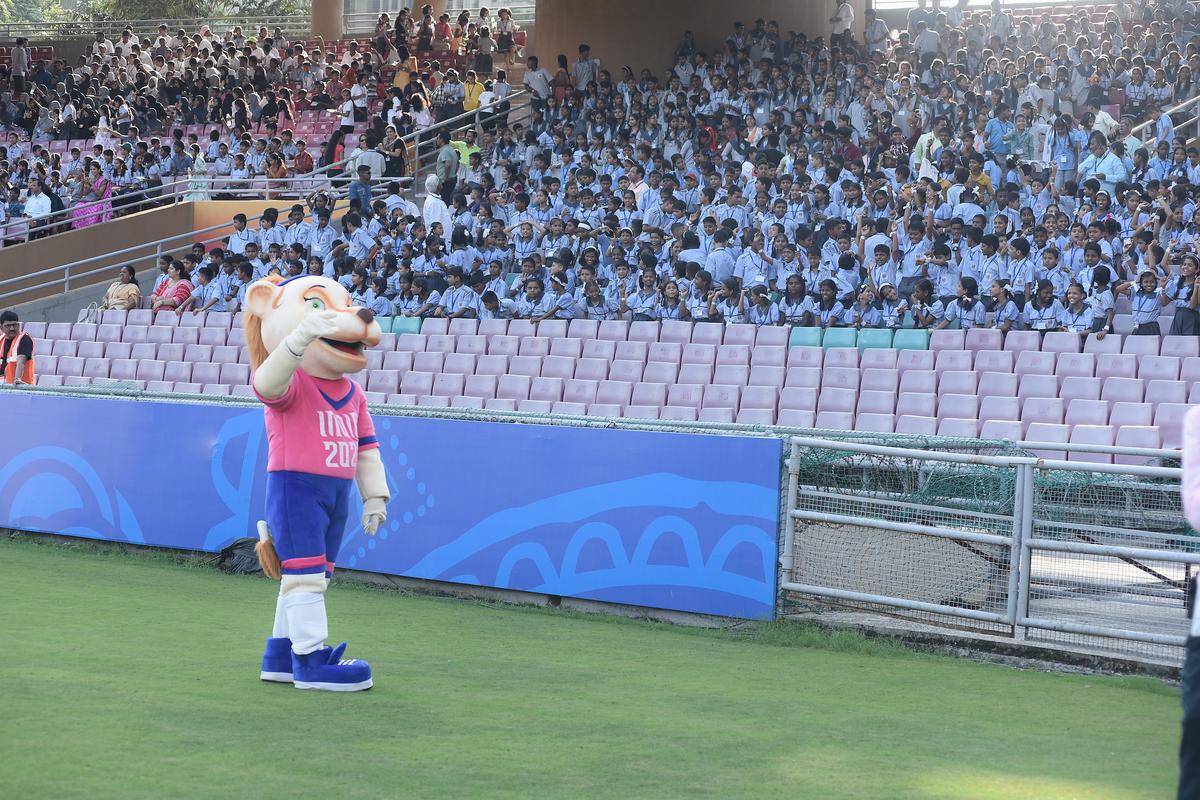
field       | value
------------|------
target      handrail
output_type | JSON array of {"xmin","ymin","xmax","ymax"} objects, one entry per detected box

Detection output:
[
  {"xmin": 0, "ymin": 16, "xmax": 313, "ymax": 40},
  {"xmin": 1129, "ymin": 93, "xmax": 1200, "ymax": 139}
]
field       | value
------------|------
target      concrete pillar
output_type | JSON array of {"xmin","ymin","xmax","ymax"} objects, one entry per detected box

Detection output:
[{"xmin": 311, "ymin": 0, "xmax": 344, "ymax": 41}]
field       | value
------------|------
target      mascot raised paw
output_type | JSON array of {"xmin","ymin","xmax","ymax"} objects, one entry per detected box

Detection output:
[{"xmin": 243, "ymin": 275, "xmax": 389, "ymax": 692}]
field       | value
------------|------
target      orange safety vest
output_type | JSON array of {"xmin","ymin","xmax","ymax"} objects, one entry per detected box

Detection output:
[{"xmin": 2, "ymin": 330, "xmax": 34, "ymax": 385}]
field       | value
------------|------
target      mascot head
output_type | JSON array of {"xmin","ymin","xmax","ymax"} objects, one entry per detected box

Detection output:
[{"xmin": 243, "ymin": 275, "xmax": 382, "ymax": 379}]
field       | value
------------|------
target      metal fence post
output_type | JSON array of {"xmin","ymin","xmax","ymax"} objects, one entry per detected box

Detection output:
[
  {"xmin": 1013, "ymin": 463, "xmax": 1035, "ymax": 642},
  {"xmin": 777, "ymin": 438, "xmax": 800, "ymax": 619}
]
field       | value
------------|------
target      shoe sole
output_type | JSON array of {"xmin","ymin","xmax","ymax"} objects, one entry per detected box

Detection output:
[
  {"xmin": 260, "ymin": 671, "xmax": 294, "ymax": 683},
  {"xmin": 294, "ymin": 678, "xmax": 374, "ymax": 692}
]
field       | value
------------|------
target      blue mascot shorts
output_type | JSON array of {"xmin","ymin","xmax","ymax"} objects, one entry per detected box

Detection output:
[{"xmin": 266, "ymin": 471, "xmax": 354, "ymax": 576}]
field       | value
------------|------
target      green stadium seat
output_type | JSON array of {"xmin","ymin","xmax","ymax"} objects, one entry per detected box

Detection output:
[
  {"xmin": 822, "ymin": 328, "xmax": 858, "ymax": 349},
  {"xmin": 857, "ymin": 328, "xmax": 894, "ymax": 350},
  {"xmin": 892, "ymin": 329, "xmax": 930, "ymax": 350},
  {"xmin": 390, "ymin": 317, "xmax": 423, "ymax": 335},
  {"xmin": 789, "ymin": 326, "xmax": 823, "ymax": 348}
]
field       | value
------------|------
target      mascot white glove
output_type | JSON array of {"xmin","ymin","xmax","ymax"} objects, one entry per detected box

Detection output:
[
  {"xmin": 284, "ymin": 311, "xmax": 342, "ymax": 357},
  {"xmin": 356, "ymin": 448, "xmax": 390, "ymax": 536},
  {"xmin": 362, "ymin": 498, "xmax": 387, "ymax": 535}
]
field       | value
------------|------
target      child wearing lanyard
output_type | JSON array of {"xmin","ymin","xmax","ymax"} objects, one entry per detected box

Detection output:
[
  {"xmin": 778, "ymin": 275, "xmax": 813, "ymax": 326},
  {"xmin": 655, "ymin": 280, "xmax": 686, "ymax": 321},
  {"xmin": 747, "ymin": 286, "xmax": 782, "ymax": 326},
  {"xmin": 708, "ymin": 279, "xmax": 747, "ymax": 324},
  {"xmin": 988, "ymin": 279, "xmax": 1020, "ymax": 333},
  {"xmin": 1125, "ymin": 270, "xmax": 1169, "ymax": 335},
  {"xmin": 1057, "ymin": 282, "xmax": 1095, "ymax": 339},
  {"xmin": 876, "ymin": 283, "xmax": 904, "ymax": 328},
  {"xmin": 1168, "ymin": 254, "xmax": 1200, "ymax": 336},
  {"xmin": 1088, "ymin": 265, "xmax": 1116, "ymax": 335},
  {"xmin": 939, "ymin": 276, "xmax": 986, "ymax": 329},
  {"xmin": 904, "ymin": 278, "xmax": 945, "ymax": 329},
  {"xmin": 813, "ymin": 279, "xmax": 844, "ymax": 328},
  {"xmin": 845, "ymin": 286, "xmax": 882, "ymax": 328},
  {"xmin": 1038, "ymin": 247, "xmax": 1073, "ymax": 301},
  {"xmin": 1023, "ymin": 280, "xmax": 1064, "ymax": 334},
  {"xmin": 1005, "ymin": 237, "xmax": 1036, "ymax": 309}
]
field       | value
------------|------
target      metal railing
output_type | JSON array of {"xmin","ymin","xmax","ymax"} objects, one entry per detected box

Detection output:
[
  {"xmin": 344, "ymin": 2, "xmax": 536, "ymax": 34},
  {"xmin": 1130, "ymin": 92, "xmax": 1200, "ymax": 150},
  {"xmin": 783, "ymin": 434, "xmax": 1190, "ymax": 666},
  {"xmin": 0, "ymin": 16, "xmax": 312, "ymax": 41}
]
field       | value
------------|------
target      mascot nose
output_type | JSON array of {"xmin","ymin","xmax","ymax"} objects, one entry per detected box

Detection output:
[{"xmin": 356, "ymin": 308, "xmax": 375, "ymax": 324}]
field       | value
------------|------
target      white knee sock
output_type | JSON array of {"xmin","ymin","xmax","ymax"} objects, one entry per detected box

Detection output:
[
  {"xmin": 271, "ymin": 590, "xmax": 289, "ymax": 639},
  {"xmin": 283, "ymin": 592, "xmax": 328, "ymax": 655}
]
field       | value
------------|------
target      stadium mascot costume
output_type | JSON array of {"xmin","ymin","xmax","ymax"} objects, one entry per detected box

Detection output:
[
  {"xmin": 242, "ymin": 274, "xmax": 389, "ymax": 692},
  {"xmin": 1182, "ymin": 406, "xmax": 1200, "ymax": 797}
]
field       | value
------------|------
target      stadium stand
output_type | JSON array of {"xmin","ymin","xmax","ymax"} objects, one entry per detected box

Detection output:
[{"xmin": 9, "ymin": 1, "xmax": 1200, "ymax": 452}]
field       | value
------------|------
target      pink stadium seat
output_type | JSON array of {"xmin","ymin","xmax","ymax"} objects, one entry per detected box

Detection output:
[
  {"xmin": 497, "ymin": 375, "xmax": 532, "ymax": 401},
  {"xmin": 198, "ymin": 328, "xmax": 227, "ymax": 347},
  {"xmin": 507, "ymin": 320, "xmax": 536, "ymax": 338},
  {"xmin": 938, "ymin": 370, "xmax": 978, "ymax": 396},
  {"xmin": 107, "ymin": 342, "xmax": 135, "ymax": 360},
  {"xmin": 643, "ymin": 361, "xmax": 678, "ymax": 384},
  {"xmin": 1114, "ymin": 427, "xmax": 1164, "ymax": 464},
  {"xmin": 597, "ymin": 321, "xmax": 629, "ymax": 342},
  {"xmin": 751, "ymin": 346, "xmax": 787, "ymax": 369},
  {"xmin": 413, "ymin": 352, "xmax": 445, "ymax": 373},
  {"xmin": 1065, "ymin": 399, "xmax": 1110, "ymax": 427},
  {"xmin": 628, "ymin": 321, "xmax": 659, "ymax": 343},
  {"xmin": 740, "ymin": 385, "xmax": 778, "ymax": 411},
  {"xmin": 535, "ymin": 320, "xmax": 567, "ymax": 340},
  {"xmin": 509, "ymin": 356, "xmax": 543, "ymax": 378},
  {"xmin": 965, "ymin": 328, "xmax": 1003, "ymax": 352},
  {"xmin": 699, "ymin": 407, "xmax": 735, "ymax": 423},
  {"xmin": 444, "ymin": 353, "xmax": 477, "ymax": 375},
  {"xmin": 1002, "ymin": 331, "xmax": 1040, "ymax": 353},
  {"xmin": 582, "ymin": 339, "xmax": 617, "ymax": 361},
  {"xmin": 1054, "ymin": 353, "xmax": 1096, "ymax": 379},
  {"xmin": 174, "ymin": 383, "xmax": 202, "ymax": 394},
  {"xmin": 785, "ymin": 366, "xmax": 819, "ymax": 389},
  {"xmin": 1060, "ymin": 376, "xmax": 1102, "ymax": 404},
  {"xmin": 861, "ymin": 368, "xmax": 899, "ymax": 393},
  {"xmin": 550, "ymin": 337, "xmax": 584, "ymax": 359},
  {"xmin": 45, "ymin": 322, "xmax": 71, "ymax": 340},
  {"xmin": 938, "ymin": 393, "xmax": 979, "ymax": 420},
  {"xmin": 1041, "ymin": 332, "xmax": 1082, "ymax": 354},
  {"xmin": 615, "ymin": 340, "xmax": 649, "ymax": 364},
  {"xmin": 979, "ymin": 396, "xmax": 1019, "ymax": 422},
  {"xmin": 568, "ymin": 319, "xmax": 599, "ymax": 339},
  {"xmin": 23, "ymin": 321, "xmax": 47, "ymax": 339},
  {"xmin": 191, "ymin": 362, "xmax": 220, "ymax": 384},
  {"xmin": 895, "ymin": 415, "xmax": 937, "ymax": 435},
  {"xmin": 736, "ymin": 408, "xmax": 775, "ymax": 425},
  {"xmin": 456, "ymin": 335, "xmax": 488, "ymax": 355},
  {"xmin": 157, "ymin": 343, "xmax": 184, "ymax": 362},
  {"xmin": 980, "ymin": 419, "xmax": 1022, "ymax": 441},
  {"xmin": 777, "ymin": 409, "xmax": 816, "ymax": 427},
  {"xmin": 934, "ymin": 350, "xmax": 973, "ymax": 374},
  {"xmin": 418, "ymin": 395, "xmax": 451, "ymax": 408},
  {"xmin": 609, "ymin": 360, "xmax": 644, "ymax": 383},
  {"xmin": 1110, "ymin": 402, "xmax": 1154, "ymax": 427},
  {"xmin": 219, "ymin": 364, "xmax": 250, "ymax": 385},
  {"xmin": 1021, "ymin": 397, "xmax": 1065, "ymax": 428},
  {"xmin": 127, "ymin": 310, "xmax": 152, "ymax": 326},
  {"xmin": 896, "ymin": 392, "xmax": 936, "ymax": 418},
  {"xmin": 857, "ymin": 390, "xmax": 894, "ymax": 415},
  {"xmin": 95, "ymin": 324, "xmax": 123, "ymax": 344},
  {"xmin": 723, "ymin": 325, "xmax": 756, "ymax": 347},
  {"xmin": 202, "ymin": 384, "xmax": 232, "ymax": 396},
  {"xmin": 973, "ymin": 350, "xmax": 1014, "ymax": 374},
  {"xmin": 716, "ymin": 344, "xmax": 751, "ymax": 366},
  {"xmin": 488, "ymin": 335, "xmax": 519, "ymax": 356},
  {"xmin": 179, "ymin": 312, "xmax": 205, "ymax": 328},
  {"xmin": 1148, "ymin": 380, "xmax": 1187, "ymax": 404},
  {"xmin": 631, "ymin": 382, "xmax": 668, "ymax": 407},
  {"xmin": 937, "ymin": 417, "xmax": 979, "ymax": 438},
  {"xmin": 574, "ymin": 358, "xmax": 608, "ymax": 382},
  {"xmin": 77, "ymin": 341, "xmax": 105, "ymax": 359},
  {"xmin": 648, "ymin": 341, "xmax": 683, "ymax": 365},
  {"xmin": 361, "ymin": 391, "xmax": 386, "ymax": 404},
  {"xmin": 1083, "ymin": 334, "xmax": 1123, "ymax": 354},
  {"xmin": 204, "ymin": 312, "xmax": 232, "ymax": 329},
  {"xmin": 136, "ymin": 360, "xmax": 166, "ymax": 382},
  {"xmin": 1025, "ymin": 423, "xmax": 1069, "ymax": 460},
  {"xmin": 364, "ymin": 351, "xmax": 383, "ymax": 371},
  {"xmin": 552, "ymin": 401, "xmax": 588, "ymax": 416},
  {"xmin": 682, "ymin": 343, "xmax": 717, "ymax": 366},
  {"xmin": 401, "ymin": 371, "xmax": 435, "ymax": 396},
  {"xmin": 517, "ymin": 398, "xmax": 553, "ymax": 414},
  {"xmin": 854, "ymin": 413, "xmax": 895, "ymax": 433},
  {"xmin": 860, "ymin": 348, "xmax": 898, "ymax": 370},
  {"xmin": 396, "ymin": 333, "xmax": 427, "ymax": 353},
  {"xmin": 1015, "ymin": 350, "xmax": 1056, "ymax": 376},
  {"xmin": 432, "ymin": 374, "xmax": 466, "ymax": 397},
  {"xmin": 518, "ymin": 337, "xmax": 551, "ymax": 357},
  {"xmin": 52, "ymin": 340, "xmax": 78, "ymax": 357},
  {"xmin": 427, "ymin": 334, "xmax": 457, "ymax": 354},
  {"xmin": 1069, "ymin": 425, "xmax": 1115, "ymax": 464},
  {"xmin": 702, "ymin": 384, "xmax": 740, "ymax": 410},
  {"xmin": 1100, "ymin": 377, "xmax": 1144, "ymax": 404},
  {"xmin": 1121, "ymin": 335, "xmax": 1160, "ymax": 357},
  {"xmin": 659, "ymin": 320, "xmax": 692, "ymax": 344},
  {"xmin": 1017, "ymin": 374, "xmax": 1058, "ymax": 401},
  {"xmin": 1138, "ymin": 356, "xmax": 1180, "ymax": 382},
  {"xmin": 929, "ymin": 329, "xmax": 965, "ymax": 351},
  {"xmin": 478, "ymin": 319, "xmax": 509, "ymax": 337},
  {"xmin": 563, "ymin": 379, "xmax": 599, "ymax": 405},
  {"xmin": 899, "ymin": 369, "xmax": 936, "ymax": 394},
  {"xmin": 624, "ymin": 405, "xmax": 662, "ymax": 420},
  {"xmin": 539, "ymin": 355, "xmax": 574, "ymax": 380},
  {"xmin": 211, "ymin": 345, "xmax": 238, "ymax": 363},
  {"xmin": 383, "ymin": 351, "xmax": 414, "ymax": 372},
  {"xmin": 822, "ymin": 367, "xmax": 860, "ymax": 391},
  {"xmin": 586, "ymin": 403, "xmax": 622, "ymax": 417},
  {"xmin": 596, "ymin": 380, "xmax": 633, "ymax": 406},
  {"xmin": 71, "ymin": 323, "xmax": 98, "ymax": 341},
  {"xmin": 1095, "ymin": 353, "xmax": 1138, "ymax": 380},
  {"xmin": 367, "ymin": 371, "xmax": 399, "ymax": 395},
  {"xmin": 689, "ymin": 324, "xmax": 723, "ymax": 346},
  {"xmin": 163, "ymin": 361, "xmax": 193, "ymax": 383},
  {"xmin": 787, "ymin": 346, "xmax": 823, "ymax": 369},
  {"xmin": 82, "ymin": 357, "xmax": 110, "ymax": 379},
  {"xmin": 450, "ymin": 395, "xmax": 485, "ymax": 410},
  {"xmin": 824, "ymin": 348, "xmax": 859, "ymax": 369},
  {"xmin": 817, "ymin": 387, "xmax": 857, "ymax": 414},
  {"xmin": 896, "ymin": 349, "xmax": 934, "ymax": 372},
  {"xmin": 150, "ymin": 314, "xmax": 178, "ymax": 329},
  {"xmin": 667, "ymin": 384, "xmax": 703, "ymax": 408},
  {"xmin": 374, "ymin": 333, "xmax": 396, "ymax": 351},
  {"xmin": 419, "ymin": 318, "xmax": 449, "ymax": 337},
  {"xmin": 713, "ymin": 364, "xmax": 749, "ymax": 386},
  {"xmin": 977, "ymin": 371, "xmax": 1018, "ymax": 398},
  {"xmin": 660, "ymin": 405, "xmax": 699, "ymax": 422},
  {"xmin": 749, "ymin": 365, "xmax": 785, "ymax": 388},
  {"xmin": 145, "ymin": 380, "xmax": 174, "ymax": 393},
  {"xmin": 1161, "ymin": 336, "xmax": 1200, "ymax": 359},
  {"xmin": 448, "ymin": 319, "xmax": 479, "ymax": 336},
  {"xmin": 815, "ymin": 411, "xmax": 854, "ymax": 430},
  {"xmin": 780, "ymin": 387, "xmax": 818, "ymax": 412},
  {"xmin": 1154, "ymin": 403, "xmax": 1189, "ymax": 450},
  {"xmin": 530, "ymin": 377, "xmax": 564, "ymax": 402},
  {"xmin": 756, "ymin": 327, "xmax": 789, "ymax": 347},
  {"xmin": 464, "ymin": 375, "xmax": 498, "ymax": 399}
]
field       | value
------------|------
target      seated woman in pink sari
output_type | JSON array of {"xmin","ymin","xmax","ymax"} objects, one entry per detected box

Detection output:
[{"xmin": 71, "ymin": 164, "xmax": 113, "ymax": 229}]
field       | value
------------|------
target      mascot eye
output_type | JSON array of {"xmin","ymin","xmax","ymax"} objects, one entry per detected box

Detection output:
[{"xmin": 305, "ymin": 297, "xmax": 326, "ymax": 310}]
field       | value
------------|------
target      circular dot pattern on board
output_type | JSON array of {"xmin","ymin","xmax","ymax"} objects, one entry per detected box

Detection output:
[{"xmin": 346, "ymin": 418, "xmax": 435, "ymax": 568}]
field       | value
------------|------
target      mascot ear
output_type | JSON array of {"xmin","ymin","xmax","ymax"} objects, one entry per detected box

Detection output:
[{"xmin": 244, "ymin": 279, "xmax": 281, "ymax": 318}]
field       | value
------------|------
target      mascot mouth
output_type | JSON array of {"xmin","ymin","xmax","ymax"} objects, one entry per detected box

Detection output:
[{"xmin": 319, "ymin": 338, "xmax": 366, "ymax": 356}]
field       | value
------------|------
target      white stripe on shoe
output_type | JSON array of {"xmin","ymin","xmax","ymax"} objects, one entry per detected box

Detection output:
[
  {"xmin": 260, "ymin": 670, "xmax": 295, "ymax": 683},
  {"xmin": 294, "ymin": 678, "xmax": 374, "ymax": 692}
]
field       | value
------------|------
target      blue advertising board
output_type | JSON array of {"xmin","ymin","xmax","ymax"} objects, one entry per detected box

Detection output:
[{"xmin": 0, "ymin": 392, "xmax": 782, "ymax": 618}]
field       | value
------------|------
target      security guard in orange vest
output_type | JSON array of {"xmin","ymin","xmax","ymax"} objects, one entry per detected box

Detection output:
[{"xmin": 0, "ymin": 310, "xmax": 35, "ymax": 385}]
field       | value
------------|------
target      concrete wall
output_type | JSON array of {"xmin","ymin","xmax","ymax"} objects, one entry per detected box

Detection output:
[{"xmin": 531, "ymin": 0, "xmax": 864, "ymax": 75}]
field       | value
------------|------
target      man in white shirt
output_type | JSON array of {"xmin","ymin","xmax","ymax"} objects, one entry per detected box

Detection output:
[
  {"xmin": 522, "ymin": 55, "xmax": 554, "ymax": 113},
  {"xmin": 24, "ymin": 181, "xmax": 52, "ymax": 238},
  {"xmin": 829, "ymin": 0, "xmax": 855, "ymax": 51}
]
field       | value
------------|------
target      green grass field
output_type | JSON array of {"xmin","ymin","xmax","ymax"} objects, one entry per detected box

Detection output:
[{"xmin": 0, "ymin": 536, "xmax": 1182, "ymax": 799}]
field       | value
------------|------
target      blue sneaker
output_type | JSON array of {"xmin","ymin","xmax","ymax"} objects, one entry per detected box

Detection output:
[
  {"xmin": 260, "ymin": 637, "xmax": 294, "ymax": 683},
  {"xmin": 292, "ymin": 642, "xmax": 373, "ymax": 692}
]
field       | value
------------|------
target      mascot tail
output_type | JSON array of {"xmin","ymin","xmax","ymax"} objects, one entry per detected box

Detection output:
[{"xmin": 256, "ymin": 520, "xmax": 282, "ymax": 580}]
